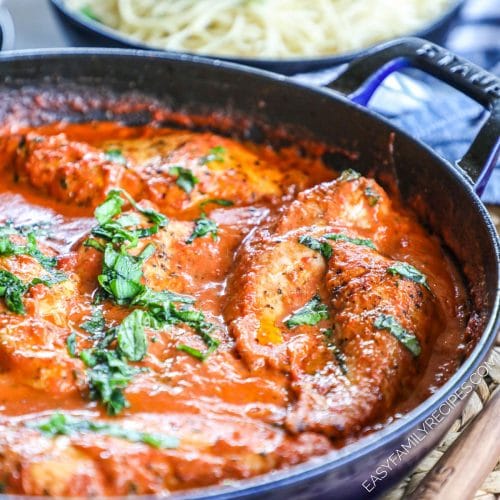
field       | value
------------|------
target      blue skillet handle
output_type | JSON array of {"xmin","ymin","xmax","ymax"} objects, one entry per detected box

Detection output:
[{"xmin": 326, "ymin": 37, "xmax": 500, "ymax": 195}]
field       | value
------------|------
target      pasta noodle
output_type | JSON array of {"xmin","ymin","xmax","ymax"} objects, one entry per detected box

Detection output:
[{"xmin": 65, "ymin": 0, "xmax": 453, "ymax": 59}]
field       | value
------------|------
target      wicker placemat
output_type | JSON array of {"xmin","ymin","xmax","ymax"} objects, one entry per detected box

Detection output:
[{"xmin": 384, "ymin": 206, "xmax": 500, "ymax": 500}]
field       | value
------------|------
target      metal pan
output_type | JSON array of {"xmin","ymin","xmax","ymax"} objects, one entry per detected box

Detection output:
[
  {"xmin": 0, "ymin": 37, "xmax": 498, "ymax": 499},
  {"xmin": 49, "ymin": 0, "xmax": 465, "ymax": 74}
]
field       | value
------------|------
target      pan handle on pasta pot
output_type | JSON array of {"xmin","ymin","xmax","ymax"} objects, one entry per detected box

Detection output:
[{"xmin": 326, "ymin": 37, "xmax": 500, "ymax": 195}]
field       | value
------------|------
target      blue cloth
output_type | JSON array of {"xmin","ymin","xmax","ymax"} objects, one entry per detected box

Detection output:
[{"xmin": 296, "ymin": 0, "xmax": 500, "ymax": 203}]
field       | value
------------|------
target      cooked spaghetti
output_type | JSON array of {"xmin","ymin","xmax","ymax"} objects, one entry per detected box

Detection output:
[{"xmin": 65, "ymin": 0, "xmax": 453, "ymax": 59}]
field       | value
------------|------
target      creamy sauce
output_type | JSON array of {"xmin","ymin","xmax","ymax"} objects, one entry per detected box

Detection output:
[{"xmin": 0, "ymin": 122, "xmax": 468, "ymax": 496}]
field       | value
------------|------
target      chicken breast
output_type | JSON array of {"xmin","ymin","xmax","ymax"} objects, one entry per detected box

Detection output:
[{"xmin": 225, "ymin": 175, "xmax": 441, "ymax": 437}]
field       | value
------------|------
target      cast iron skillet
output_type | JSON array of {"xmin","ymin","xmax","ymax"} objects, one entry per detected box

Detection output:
[
  {"xmin": 0, "ymin": 38, "xmax": 498, "ymax": 499},
  {"xmin": 49, "ymin": 0, "xmax": 465, "ymax": 74}
]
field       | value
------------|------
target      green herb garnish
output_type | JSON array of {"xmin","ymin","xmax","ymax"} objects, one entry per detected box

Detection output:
[
  {"xmin": 324, "ymin": 233, "xmax": 376, "ymax": 250},
  {"xmin": 374, "ymin": 314, "xmax": 421, "ymax": 357},
  {"xmin": 66, "ymin": 332, "xmax": 78, "ymax": 358},
  {"xmin": 199, "ymin": 199, "xmax": 234, "ymax": 209},
  {"xmin": 28, "ymin": 413, "xmax": 179, "ymax": 449},
  {"xmin": 105, "ymin": 149, "xmax": 127, "ymax": 165},
  {"xmin": 116, "ymin": 309, "xmax": 148, "ymax": 362},
  {"xmin": 0, "ymin": 270, "xmax": 28, "ymax": 314},
  {"xmin": 338, "ymin": 169, "xmax": 361, "ymax": 182},
  {"xmin": 80, "ymin": 307, "xmax": 106, "ymax": 336},
  {"xmin": 322, "ymin": 328, "xmax": 348, "ymax": 375},
  {"xmin": 298, "ymin": 235, "xmax": 333, "ymax": 259},
  {"xmin": 285, "ymin": 294, "xmax": 329, "ymax": 328},
  {"xmin": 364, "ymin": 186, "xmax": 380, "ymax": 206},
  {"xmin": 201, "ymin": 146, "xmax": 226, "ymax": 164},
  {"xmin": 169, "ymin": 166, "xmax": 199, "ymax": 194},
  {"xmin": 186, "ymin": 214, "xmax": 218, "ymax": 244},
  {"xmin": 387, "ymin": 262, "xmax": 430, "ymax": 291}
]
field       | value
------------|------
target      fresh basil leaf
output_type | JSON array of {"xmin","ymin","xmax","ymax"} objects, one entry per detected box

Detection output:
[
  {"xmin": 28, "ymin": 413, "xmax": 179, "ymax": 449},
  {"xmin": 374, "ymin": 314, "xmax": 421, "ymax": 357},
  {"xmin": 104, "ymin": 148, "xmax": 127, "ymax": 165},
  {"xmin": 95, "ymin": 190, "xmax": 124, "ymax": 225},
  {"xmin": 285, "ymin": 294, "xmax": 329, "ymax": 328},
  {"xmin": 168, "ymin": 166, "xmax": 199, "ymax": 194},
  {"xmin": 0, "ymin": 270, "xmax": 27, "ymax": 315},
  {"xmin": 120, "ymin": 190, "xmax": 168, "ymax": 227},
  {"xmin": 324, "ymin": 233, "xmax": 376, "ymax": 250},
  {"xmin": 364, "ymin": 186, "xmax": 380, "ymax": 206},
  {"xmin": 387, "ymin": 262, "xmax": 430, "ymax": 290},
  {"xmin": 80, "ymin": 308, "xmax": 105, "ymax": 336},
  {"xmin": 66, "ymin": 332, "xmax": 78, "ymax": 357},
  {"xmin": 117, "ymin": 309, "xmax": 148, "ymax": 362},
  {"xmin": 199, "ymin": 198, "xmax": 234, "ymax": 209},
  {"xmin": 338, "ymin": 169, "xmax": 361, "ymax": 182},
  {"xmin": 186, "ymin": 215, "xmax": 218, "ymax": 244},
  {"xmin": 298, "ymin": 235, "xmax": 333, "ymax": 259},
  {"xmin": 201, "ymin": 145, "xmax": 226, "ymax": 164},
  {"xmin": 30, "ymin": 270, "xmax": 67, "ymax": 287}
]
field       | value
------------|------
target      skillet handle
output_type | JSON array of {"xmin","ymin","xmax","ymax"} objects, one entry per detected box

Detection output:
[{"xmin": 327, "ymin": 37, "xmax": 500, "ymax": 195}]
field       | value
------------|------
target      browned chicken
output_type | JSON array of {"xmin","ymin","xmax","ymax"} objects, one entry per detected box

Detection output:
[{"xmin": 225, "ymin": 175, "xmax": 441, "ymax": 437}]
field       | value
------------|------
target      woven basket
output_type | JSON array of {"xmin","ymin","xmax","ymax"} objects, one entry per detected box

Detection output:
[{"xmin": 385, "ymin": 205, "xmax": 500, "ymax": 500}]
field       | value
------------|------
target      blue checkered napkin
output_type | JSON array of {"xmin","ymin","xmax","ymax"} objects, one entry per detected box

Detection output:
[{"xmin": 295, "ymin": 0, "xmax": 500, "ymax": 203}]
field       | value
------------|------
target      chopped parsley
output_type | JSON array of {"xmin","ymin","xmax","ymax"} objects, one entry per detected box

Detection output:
[
  {"xmin": 201, "ymin": 145, "xmax": 226, "ymax": 164},
  {"xmin": 104, "ymin": 149, "xmax": 127, "ymax": 165},
  {"xmin": 324, "ymin": 233, "xmax": 376, "ymax": 250},
  {"xmin": 298, "ymin": 235, "xmax": 333, "ymax": 259},
  {"xmin": 387, "ymin": 262, "xmax": 430, "ymax": 291},
  {"xmin": 338, "ymin": 169, "xmax": 361, "ymax": 182},
  {"xmin": 28, "ymin": 413, "xmax": 179, "ymax": 449},
  {"xmin": 364, "ymin": 186, "xmax": 380, "ymax": 206},
  {"xmin": 285, "ymin": 295, "xmax": 329, "ymax": 328},
  {"xmin": 374, "ymin": 314, "xmax": 421, "ymax": 357},
  {"xmin": 169, "ymin": 166, "xmax": 199, "ymax": 193}
]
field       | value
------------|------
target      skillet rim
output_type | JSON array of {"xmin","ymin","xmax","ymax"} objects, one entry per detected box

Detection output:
[{"xmin": 0, "ymin": 47, "xmax": 497, "ymax": 499}]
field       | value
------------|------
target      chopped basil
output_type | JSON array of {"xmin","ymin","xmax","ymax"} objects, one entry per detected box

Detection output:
[
  {"xmin": 95, "ymin": 190, "xmax": 124, "ymax": 225},
  {"xmin": 322, "ymin": 328, "xmax": 348, "ymax": 375},
  {"xmin": 105, "ymin": 149, "xmax": 127, "ymax": 165},
  {"xmin": 117, "ymin": 309, "xmax": 148, "ymax": 362},
  {"xmin": 0, "ymin": 270, "xmax": 27, "ymax": 314},
  {"xmin": 28, "ymin": 413, "xmax": 179, "ymax": 449},
  {"xmin": 80, "ymin": 348, "xmax": 138, "ymax": 415},
  {"xmin": 374, "ymin": 314, "xmax": 421, "ymax": 357},
  {"xmin": 387, "ymin": 262, "xmax": 430, "ymax": 291},
  {"xmin": 80, "ymin": 307, "xmax": 105, "ymax": 336},
  {"xmin": 30, "ymin": 271, "xmax": 67, "ymax": 287},
  {"xmin": 186, "ymin": 215, "xmax": 218, "ymax": 244},
  {"xmin": 298, "ymin": 235, "xmax": 333, "ymax": 259},
  {"xmin": 285, "ymin": 295, "xmax": 329, "ymax": 328},
  {"xmin": 201, "ymin": 145, "xmax": 226, "ymax": 164},
  {"xmin": 199, "ymin": 198, "xmax": 234, "ymax": 209},
  {"xmin": 364, "ymin": 186, "xmax": 380, "ymax": 206},
  {"xmin": 66, "ymin": 332, "xmax": 78, "ymax": 357},
  {"xmin": 338, "ymin": 169, "xmax": 361, "ymax": 182},
  {"xmin": 324, "ymin": 233, "xmax": 376, "ymax": 250},
  {"xmin": 169, "ymin": 166, "xmax": 199, "ymax": 193}
]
